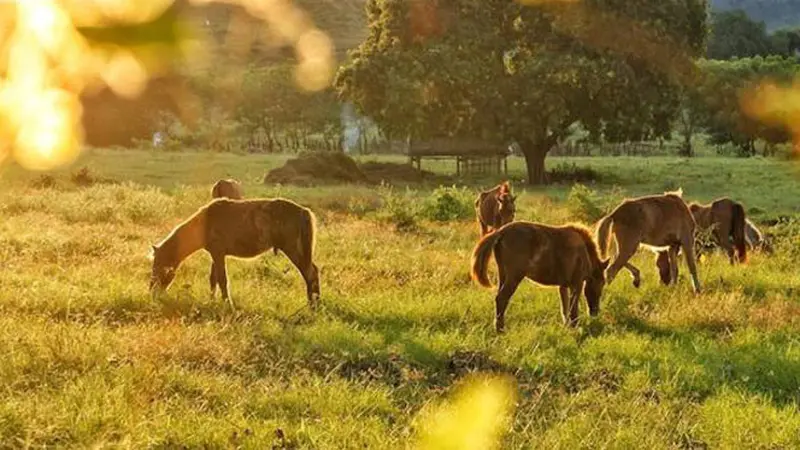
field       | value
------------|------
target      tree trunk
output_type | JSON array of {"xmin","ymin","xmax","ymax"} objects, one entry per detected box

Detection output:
[
  {"xmin": 679, "ymin": 128, "xmax": 694, "ymax": 157},
  {"xmin": 520, "ymin": 138, "xmax": 550, "ymax": 185}
]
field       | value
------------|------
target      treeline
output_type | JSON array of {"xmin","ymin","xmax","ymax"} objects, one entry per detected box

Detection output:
[
  {"xmin": 711, "ymin": 0, "xmax": 800, "ymax": 32},
  {"xmin": 707, "ymin": 9, "xmax": 800, "ymax": 59},
  {"xmin": 80, "ymin": 1, "xmax": 800, "ymax": 171}
]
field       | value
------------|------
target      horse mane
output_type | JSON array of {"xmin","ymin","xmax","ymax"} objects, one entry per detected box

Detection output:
[
  {"xmin": 153, "ymin": 200, "xmax": 214, "ymax": 250},
  {"xmin": 567, "ymin": 223, "xmax": 603, "ymax": 266}
]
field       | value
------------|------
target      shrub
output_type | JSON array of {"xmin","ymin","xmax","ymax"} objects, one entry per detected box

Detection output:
[
  {"xmin": 376, "ymin": 185, "xmax": 418, "ymax": 232},
  {"xmin": 547, "ymin": 163, "xmax": 602, "ymax": 184},
  {"xmin": 566, "ymin": 184, "xmax": 625, "ymax": 223},
  {"xmin": 420, "ymin": 186, "xmax": 474, "ymax": 222}
]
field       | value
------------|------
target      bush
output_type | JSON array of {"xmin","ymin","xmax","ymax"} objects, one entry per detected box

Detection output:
[
  {"xmin": 376, "ymin": 185, "xmax": 418, "ymax": 232},
  {"xmin": 420, "ymin": 186, "xmax": 475, "ymax": 222},
  {"xmin": 547, "ymin": 163, "xmax": 602, "ymax": 184},
  {"xmin": 566, "ymin": 184, "xmax": 625, "ymax": 223}
]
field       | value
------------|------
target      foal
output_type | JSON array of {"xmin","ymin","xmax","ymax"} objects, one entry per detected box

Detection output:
[
  {"xmin": 149, "ymin": 198, "xmax": 320, "ymax": 308},
  {"xmin": 475, "ymin": 182, "xmax": 517, "ymax": 236},
  {"xmin": 471, "ymin": 221, "xmax": 609, "ymax": 331},
  {"xmin": 596, "ymin": 190, "xmax": 701, "ymax": 293}
]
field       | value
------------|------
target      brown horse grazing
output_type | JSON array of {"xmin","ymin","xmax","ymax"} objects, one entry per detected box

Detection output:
[
  {"xmin": 471, "ymin": 221, "xmax": 609, "ymax": 331},
  {"xmin": 148, "ymin": 198, "xmax": 320, "ymax": 308},
  {"xmin": 475, "ymin": 182, "xmax": 517, "ymax": 236},
  {"xmin": 688, "ymin": 197, "xmax": 747, "ymax": 264},
  {"xmin": 657, "ymin": 216, "xmax": 767, "ymax": 286},
  {"xmin": 211, "ymin": 178, "xmax": 243, "ymax": 199},
  {"xmin": 596, "ymin": 190, "xmax": 701, "ymax": 293}
]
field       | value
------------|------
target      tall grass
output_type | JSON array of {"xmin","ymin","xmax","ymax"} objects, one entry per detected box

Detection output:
[{"xmin": 2, "ymin": 150, "xmax": 800, "ymax": 447}]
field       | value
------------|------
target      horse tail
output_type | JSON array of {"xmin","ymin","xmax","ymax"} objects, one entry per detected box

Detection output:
[
  {"xmin": 731, "ymin": 202, "xmax": 747, "ymax": 263},
  {"xmin": 596, "ymin": 213, "xmax": 614, "ymax": 258},
  {"xmin": 471, "ymin": 229, "xmax": 504, "ymax": 288},
  {"xmin": 299, "ymin": 207, "xmax": 318, "ymax": 265}
]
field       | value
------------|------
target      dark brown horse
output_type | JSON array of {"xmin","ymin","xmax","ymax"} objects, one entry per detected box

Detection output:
[
  {"xmin": 657, "ymin": 208, "xmax": 764, "ymax": 286},
  {"xmin": 596, "ymin": 190, "xmax": 701, "ymax": 293},
  {"xmin": 471, "ymin": 221, "xmax": 609, "ymax": 331},
  {"xmin": 688, "ymin": 197, "xmax": 748, "ymax": 264},
  {"xmin": 475, "ymin": 182, "xmax": 517, "ymax": 237},
  {"xmin": 211, "ymin": 178, "xmax": 243, "ymax": 199},
  {"xmin": 149, "ymin": 198, "xmax": 320, "ymax": 308}
]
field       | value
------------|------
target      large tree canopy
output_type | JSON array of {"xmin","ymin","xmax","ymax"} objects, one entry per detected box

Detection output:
[{"xmin": 335, "ymin": 0, "xmax": 708, "ymax": 184}]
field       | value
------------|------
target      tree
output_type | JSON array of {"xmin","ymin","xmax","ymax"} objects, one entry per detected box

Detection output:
[
  {"xmin": 770, "ymin": 27, "xmax": 800, "ymax": 57},
  {"xmin": 706, "ymin": 9, "xmax": 773, "ymax": 60},
  {"xmin": 696, "ymin": 56, "xmax": 799, "ymax": 156},
  {"xmin": 335, "ymin": 0, "xmax": 707, "ymax": 184}
]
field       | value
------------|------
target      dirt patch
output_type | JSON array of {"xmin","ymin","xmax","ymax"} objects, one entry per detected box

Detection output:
[{"xmin": 264, "ymin": 152, "xmax": 443, "ymax": 186}]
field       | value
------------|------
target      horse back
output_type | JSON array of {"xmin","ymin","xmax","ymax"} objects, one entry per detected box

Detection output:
[
  {"xmin": 495, "ymin": 222, "xmax": 591, "ymax": 286},
  {"xmin": 204, "ymin": 198, "xmax": 310, "ymax": 258},
  {"xmin": 611, "ymin": 195, "xmax": 694, "ymax": 246}
]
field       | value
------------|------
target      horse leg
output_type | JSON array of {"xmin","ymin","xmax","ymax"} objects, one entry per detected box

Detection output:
[
  {"xmin": 668, "ymin": 245, "xmax": 680, "ymax": 285},
  {"xmin": 568, "ymin": 286, "xmax": 581, "ymax": 327},
  {"xmin": 213, "ymin": 254, "xmax": 233, "ymax": 308},
  {"xmin": 606, "ymin": 236, "xmax": 639, "ymax": 286},
  {"xmin": 623, "ymin": 263, "xmax": 641, "ymax": 288},
  {"xmin": 494, "ymin": 272, "xmax": 523, "ymax": 333},
  {"xmin": 284, "ymin": 247, "xmax": 320, "ymax": 309},
  {"xmin": 680, "ymin": 235, "xmax": 702, "ymax": 294},
  {"xmin": 559, "ymin": 286, "xmax": 580, "ymax": 327},
  {"xmin": 209, "ymin": 260, "xmax": 218, "ymax": 299},
  {"xmin": 479, "ymin": 220, "xmax": 489, "ymax": 237},
  {"xmin": 715, "ymin": 227, "xmax": 736, "ymax": 264}
]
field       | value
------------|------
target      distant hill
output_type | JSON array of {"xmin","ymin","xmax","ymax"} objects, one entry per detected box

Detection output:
[{"xmin": 712, "ymin": 0, "xmax": 800, "ymax": 30}]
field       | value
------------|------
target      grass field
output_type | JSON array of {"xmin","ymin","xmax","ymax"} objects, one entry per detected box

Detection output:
[{"xmin": 3, "ymin": 149, "xmax": 800, "ymax": 448}]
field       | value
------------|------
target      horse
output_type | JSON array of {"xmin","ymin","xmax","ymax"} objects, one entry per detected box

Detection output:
[
  {"xmin": 596, "ymin": 189, "xmax": 701, "ymax": 293},
  {"xmin": 475, "ymin": 182, "xmax": 517, "ymax": 237},
  {"xmin": 688, "ymin": 197, "xmax": 747, "ymax": 264},
  {"xmin": 211, "ymin": 178, "xmax": 244, "ymax": 199},
  {"xmin": 657, "ymin": 216, "xmax": 771, "ymax": 286},
  {"xmin": 148, "ymin": 197, "xmax": 320, "ymax": 308},
  {"xmin": 471, "ymin": 221, "xmax": 609, "ymax": 331}
]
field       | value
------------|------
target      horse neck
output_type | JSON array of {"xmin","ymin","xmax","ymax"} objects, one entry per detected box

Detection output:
[
  {"xmin": 577, "ymin": 230, "xmax": 603, "ymax": 269},
  {"xmin": 161, "ymin": 211, "xmax": 207, "ymax": 267}
]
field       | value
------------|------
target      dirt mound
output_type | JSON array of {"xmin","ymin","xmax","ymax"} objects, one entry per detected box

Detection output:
[
  {"xmin": 263, "ymin": 152, "xmax": 370, "ymax": 186},
  {"xmin": 264, "ymin": 152, "xmax": 440, "ymax": 186}
]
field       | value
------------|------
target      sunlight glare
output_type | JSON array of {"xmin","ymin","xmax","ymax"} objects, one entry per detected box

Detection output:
[
  {"xmin": 0, "ymin": 0, "xmax": 335, "ymax": 171},
  {"xmin": 742, "ymin": 80, "xmax": 800, "ymax": 154},
  {"xmin": 415, "ymin": 374, "xmax": 517, "ymax": 450},
  {"xmin": 13, "ymin": 89, "xmax": 82, "ymax": 171}
]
